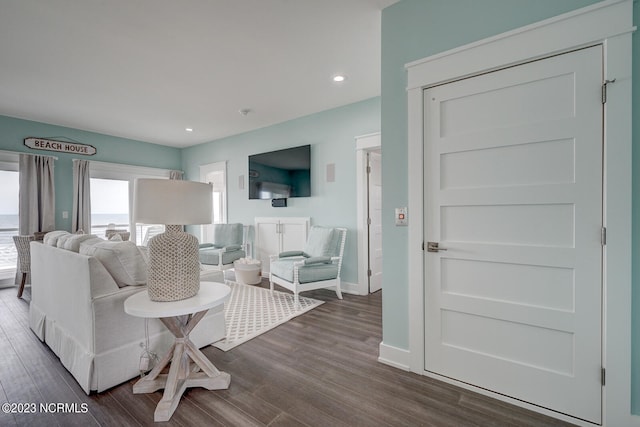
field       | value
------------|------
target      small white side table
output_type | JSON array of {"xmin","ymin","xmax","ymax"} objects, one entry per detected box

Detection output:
[{"xmin": 124, "ymin": 281, "xmax": 231, "ymax": 422}]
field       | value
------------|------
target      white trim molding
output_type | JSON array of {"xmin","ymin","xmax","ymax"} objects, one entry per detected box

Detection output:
[
  {"xmin": 378, "ymin": 342, "xmax": 410, "ymax": 372},
  {"xmin": 405, "ymin": 1, "xmax": 635, "ymax": 425},
  {"xmin": 339, "ymin": 281, "xmax": 362, "ymax": 296}
]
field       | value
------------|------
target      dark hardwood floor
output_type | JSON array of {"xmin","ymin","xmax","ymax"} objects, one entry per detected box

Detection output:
[{"xmin": 0, "ymin": 279, "xmax": 576, "ymax": 427}]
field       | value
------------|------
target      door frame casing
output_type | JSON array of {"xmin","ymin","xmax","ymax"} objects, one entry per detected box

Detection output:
[
  {"xmin": 356, "ymin": 132, "xmax": 381, "ymax": 295},
  {"xmin": 199, "ymin": 161, "xmax": 228, "ymax": 242},
  {"xmin": 405, "ymin": 1, "xmax": 634, "ymax": 425}
]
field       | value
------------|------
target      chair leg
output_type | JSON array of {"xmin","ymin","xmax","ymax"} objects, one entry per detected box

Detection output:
[
  {"xmin": 335, "ymin": 280, "xmax": 343, "ymax": 300},
  {"xmin": 17, "ymin": 273, "xmax": 27, "ymax": 298}
]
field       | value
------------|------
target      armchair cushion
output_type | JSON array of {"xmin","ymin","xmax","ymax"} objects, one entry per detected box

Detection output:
[
  {"xmin": 304, "ymin": 226, "xmax": 338, "ymax": 257},
  {"xmin": 271, "ymin": 258, "xmax": 339, "ymax": 284},
  {"xmin": 199, "ymin": 246, "xmax": 245, "ymax": 266},
  {"xmin": 279, "ymin": 250, "xmax": 307, "ymax": 258},
  {"xmin": 212, "ymin": 223, "xmax": 243, "ymax": 247},
  {"xmin": 304, "ymin": 256, "xmax": 332, "ymax": 265}
]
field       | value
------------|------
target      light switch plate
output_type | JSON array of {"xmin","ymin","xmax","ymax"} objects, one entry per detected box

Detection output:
[{"xmin": 395, "ymin": 207, "xmax": 407, "ymax": 226}]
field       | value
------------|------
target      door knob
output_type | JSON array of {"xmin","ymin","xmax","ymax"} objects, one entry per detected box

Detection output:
[{"xmin": 427, "ymin": 242, "xmax": 447, "ymax": 253}]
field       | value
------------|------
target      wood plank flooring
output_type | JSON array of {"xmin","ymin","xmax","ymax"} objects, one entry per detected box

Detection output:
[{"xmin": 0, "ymin": 280, "xmax": 576, "ymax": 426}]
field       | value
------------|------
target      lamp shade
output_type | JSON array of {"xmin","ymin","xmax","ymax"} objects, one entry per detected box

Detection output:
[{"xmin": 134, "ymin": 178, "xmax": 212, "ymax": 225}]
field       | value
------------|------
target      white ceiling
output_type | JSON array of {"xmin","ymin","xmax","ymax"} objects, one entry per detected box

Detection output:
[{"xmin": 0, "ymin": 0, "xmax": 398, "ymax": 148}]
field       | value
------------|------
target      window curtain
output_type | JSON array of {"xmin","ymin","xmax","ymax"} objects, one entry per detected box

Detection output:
[
  {"xmin": 169, "ymin": 170, "xmax": 183, "ymax": 180},
  {"xmin": 17, "ymin": 154, "xmax": 55, "ymax": 285},
  {"xmin": 72, "ymin": 159, "xmax": 91, "ymax": 233},
  {"xmin": 18, "ymin": 154, "xmax": 55, "ymax": 235}
]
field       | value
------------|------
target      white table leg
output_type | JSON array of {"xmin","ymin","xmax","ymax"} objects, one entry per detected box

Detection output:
[{"xmin": 131, "ymin": 310, "xmax": 230, "ymax": 422}]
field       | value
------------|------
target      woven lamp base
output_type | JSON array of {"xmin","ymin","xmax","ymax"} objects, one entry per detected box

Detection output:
[{"xmin": 147, "ymin": 225, "xmax": 200, "ymax": 302}]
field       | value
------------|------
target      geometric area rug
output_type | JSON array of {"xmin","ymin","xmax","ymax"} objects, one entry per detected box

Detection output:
[{"xmin": 213, "ymin": 280, "xmax": 324, "ymax": 351}]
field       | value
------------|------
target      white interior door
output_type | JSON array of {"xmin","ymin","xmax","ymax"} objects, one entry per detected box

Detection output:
[
  {"xmin": 368, "ymin": 150, "xmax": 383, "ymax": 293},
  {"xmin": 424, "ymin": 46, "xmax": 603, "ymax": 423}
]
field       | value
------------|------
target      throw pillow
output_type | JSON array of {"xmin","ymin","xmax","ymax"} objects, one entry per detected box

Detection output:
[
  {"xmin": 62, "ymin": 234, "xmax": 100, "ymax": 252},
  {"xmin": 56, "ymin": 233, "xmax": 73, "ymax": 248},
  {"xmin": 43, "ymin": 230, "xmax": 70, "ymax": 246},
  {"xmin": 80, "ymin": 240, "xmax": 147, "ymax": 287}
]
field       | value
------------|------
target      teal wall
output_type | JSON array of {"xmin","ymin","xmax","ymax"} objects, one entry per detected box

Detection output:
[
  {"xmin": 632, "ymin": 0, "xmax": 640, "ymax": 415},
  {"xmin": 381, "ymin": 0, "xmax": 638, "ymax": 413},
  {"xmin": 181, "ymin": 98, "xmax": 381, "ymax": 285},
  {"xmin": 0, "ymin": 115, "xmax": 181, "ymax": 231}
]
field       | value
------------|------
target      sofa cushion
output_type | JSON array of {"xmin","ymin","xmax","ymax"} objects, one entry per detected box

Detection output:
[
  {"xmin": 43, "ymin": 230, "xmax": 70, "ymax": 246},
  {"xmin": 62, "ymin": 234, "xmax": 100, "ymax": 252},
  {"xmin": 80, "ymin": 240, "xmax": 147, "ymax": 287}
]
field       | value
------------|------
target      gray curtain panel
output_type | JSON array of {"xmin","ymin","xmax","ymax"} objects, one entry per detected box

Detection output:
[
  {"xmin": 18, "ymin": 154, "xmax": 55, "ymax": 235},
  {"xmin": 17, "ymin": 153, "xmax": 55, "ymax": 284},
  {"xmin": 72, "ymin": 159, "xmax": 91, "ymax": 233}
]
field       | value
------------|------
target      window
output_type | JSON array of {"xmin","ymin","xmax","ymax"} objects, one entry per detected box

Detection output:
[
  {"xmin": 90, "ymin": 177, "xmax": 130, "ymax": 237},
  {"xmin": 89, "ymin": 161, "xmax": 172, "ymax": 245},
  {"xmin": 0, "ymin": 156, "xmax": 19, "ymax": 280}
]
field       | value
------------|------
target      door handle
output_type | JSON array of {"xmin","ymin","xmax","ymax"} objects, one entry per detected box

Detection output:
[{"xmin": 427, "ymin": 242, "xmax": 447, "ymax": 253}]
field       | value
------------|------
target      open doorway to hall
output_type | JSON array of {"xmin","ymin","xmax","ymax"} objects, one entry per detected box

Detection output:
[{"xmin": 356, "ymin": 133, "xmax": 382, "ymax": 295}]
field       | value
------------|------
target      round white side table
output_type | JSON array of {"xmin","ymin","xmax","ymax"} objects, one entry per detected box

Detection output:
[{"xmin": 124, "ymin": 281, "xmax": 231, "ymax": 422}]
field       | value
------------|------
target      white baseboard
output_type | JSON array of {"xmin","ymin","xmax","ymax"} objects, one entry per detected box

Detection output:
[
  {"xmin": 378, "ymin": 342, "xmax": 410, "ymax": 371},
  {"xmin": 340, "ymin": 281, "xmax": 366, "ymax": 296}
]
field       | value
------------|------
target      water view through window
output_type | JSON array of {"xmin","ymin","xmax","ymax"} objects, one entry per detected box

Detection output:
[
  {"xmin": 0, "ymin": 170, "xmax": 19, "ymax": 279},
  {"xmin": 90, "ymin": 178, "xmax": 130, "ymax": 238}
]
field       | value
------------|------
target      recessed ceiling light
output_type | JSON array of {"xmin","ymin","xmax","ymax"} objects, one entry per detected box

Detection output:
[
  {"xmin": 185, "ymin": 128, "xmax": 193, "ymax": 132},
  {"xmin": 333, "ymin": 74, "xmax": 346, "ymax": 82}
]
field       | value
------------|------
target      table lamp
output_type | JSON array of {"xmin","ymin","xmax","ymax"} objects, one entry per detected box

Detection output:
[{"xmin": 133, "ymin": 178, "xmax": 212, "ymax": 301}]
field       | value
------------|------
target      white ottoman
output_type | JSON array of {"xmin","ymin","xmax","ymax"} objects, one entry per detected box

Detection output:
[{"xmin": 234, "ymin": 259, "xmax": 262, "ymax": 285}]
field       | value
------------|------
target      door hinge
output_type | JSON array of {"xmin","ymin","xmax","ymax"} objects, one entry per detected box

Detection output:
[
  {"xmin": 367, "ymin": 269, "xmax": 372, "ymax": 277},
  {"xmin": 601, "ymin": 227, "xmax": 607, "ymax": 246},
  {"xmin": 601, "ymin": 367, "xmax": 606, "ymax": 386},
  {"xmin": 602, "ymin": 79, "xmax": 616, "ymax": 104},
  {"xmin": 367, "ymin": 217, "xmax": 372, "ymax": 225},
  {"xmin": 366, "ymin": 165, "xmax": 371, "ymax": 174}
]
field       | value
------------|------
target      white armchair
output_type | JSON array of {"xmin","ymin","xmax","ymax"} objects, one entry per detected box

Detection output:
[
  {"xmin": 199, "ymin": 223, "xmax": 246, "ymax": 271},
  {"xmin": 269, "ymin": 226, "xmax": 347, "ymax": 305}
]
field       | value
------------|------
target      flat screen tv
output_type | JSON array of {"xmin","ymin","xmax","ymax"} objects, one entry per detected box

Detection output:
[{"xmin": 248, "ymin": 144, "xmax": 311, "ymax": 200}]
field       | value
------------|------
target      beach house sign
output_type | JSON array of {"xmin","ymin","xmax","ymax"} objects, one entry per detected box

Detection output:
[{"xmin": 24, "ymin": 137, "xmax": 96, "ymax": 156}]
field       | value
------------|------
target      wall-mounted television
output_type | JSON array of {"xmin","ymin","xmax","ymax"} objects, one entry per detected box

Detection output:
[{"xmin": 248, "ymin": 144, "xmax": 311, "ymax": 200}]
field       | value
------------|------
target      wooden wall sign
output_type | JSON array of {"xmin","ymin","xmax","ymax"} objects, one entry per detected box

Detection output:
[{"xmin": 24, "ymin": 137, "xmax": 97, "ymax": 156}]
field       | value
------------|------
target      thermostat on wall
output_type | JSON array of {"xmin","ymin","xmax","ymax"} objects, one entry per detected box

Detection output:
[{"xmin": 395, "ymin": 207, "xmax": 407, "ymax": 226}]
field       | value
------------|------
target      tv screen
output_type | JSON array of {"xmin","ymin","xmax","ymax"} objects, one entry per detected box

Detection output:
[{"xmin": 248, "ymin": 145, "xmax": 311, "ymax": 199}]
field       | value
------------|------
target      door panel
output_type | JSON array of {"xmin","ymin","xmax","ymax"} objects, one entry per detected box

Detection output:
[
  {"xmin": 424, "ymin": 46, "xmax": 603, "ymax": 423},
  {"xmin": 368, "ymin": 150, "xmax": 382, "ymax": 293}
]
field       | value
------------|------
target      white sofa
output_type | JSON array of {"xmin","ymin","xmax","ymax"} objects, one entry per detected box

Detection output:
[{"xmin": 29, "ymin": 236, "xmax": 226, "ymax": 394}]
